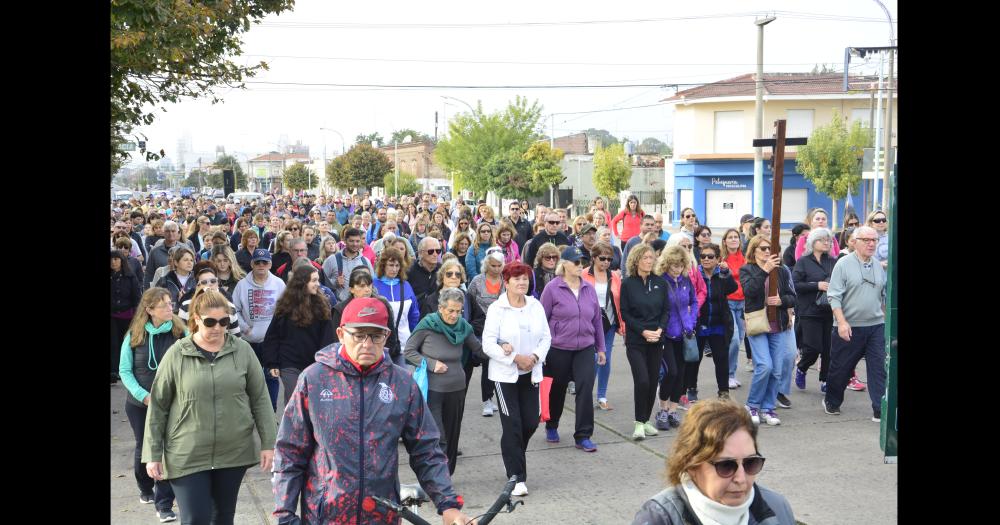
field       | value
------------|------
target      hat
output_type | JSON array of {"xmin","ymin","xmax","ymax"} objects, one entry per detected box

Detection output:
[
  {"xmin": 561, "ymin": 246, "xmax": 583, "ymax": 262},
  {"xmin": 740, "ymin": 214, "xmax": 755, "ymax": 225},
  {"xmin": 207, "ymin": 204, "xmax": 217, "ymax": 211},
  {"xmin": 251, "ymin": 249, "xmax": 272, "ymax": 263},
  {"xmin": 340, "ymin": 297, "xmax": 390, "ymax": 330},
  {"xmin": 578, "ymin": 223, "xmax": 597, "ymax": 236}
]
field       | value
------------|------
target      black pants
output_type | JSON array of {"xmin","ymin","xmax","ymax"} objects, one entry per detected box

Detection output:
[
  {"xmin": 495, "ymin": 373, "xmax": 540, "ymax": 483},
  {"xmin": 745, "ymin": 335, "xmax": 753, "ymax": 359},
  {"xmin": 124, "ymin": 402, "xmax": 175, "ymax": 511},
  {"xmin": 169, "ymin": 466, "xmax": 248, "ymax": 525},
  {"xmin": 825, "ymin": 324, "xmax": 886, "ymax": 414},
  {"xmin": 111, "ymin": 316, "xmax": 131, "ymax": 375},
  {"xmin": 625, "ymin": 342, "xmax": 663, "ymax": 423},
  {"xmin": 249, "ymin": 341, "xmax": 280, "ymax": 411},
  {"xmin": 797, "ymin": 315, "xmax": 833, "ymax": 382},
  {"xmin": 428, "ymin": 389, "xmax": 466, "ymax": 476},
  {"xmin": 685, "ymin": 334, "xmax": 730, "ymax": 394},
  {"xmin": 481, "ymin": 359, "xmax": 495, "ymax": 402},
  {"xmin": 658, "ymin": 338, "xmax": 686, "ymax": 403},
  {"xmin": 542, "ymin": 347, "xmax": 596, "ymax": 441}
]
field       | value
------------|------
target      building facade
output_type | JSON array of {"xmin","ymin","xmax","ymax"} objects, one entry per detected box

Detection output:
[
  {"xmin": 247, "ymin": 152, "xmax": 311, "ymax": 194},
  {"xmin": 377, "ymin": 141, "xmax": 445, "ymax": 181}
]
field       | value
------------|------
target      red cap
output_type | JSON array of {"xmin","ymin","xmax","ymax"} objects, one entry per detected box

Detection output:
[{"xmin": 340, "ymin": 297, "xmax": 390, "ymax": 330}]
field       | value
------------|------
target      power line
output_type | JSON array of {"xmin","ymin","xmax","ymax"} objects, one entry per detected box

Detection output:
[{"xmin": 243, "ymin": 53, "xmax": 842, "ymax": 68}]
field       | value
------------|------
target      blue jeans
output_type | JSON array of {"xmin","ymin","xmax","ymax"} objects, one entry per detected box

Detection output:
[
  {"xmin": 777, "ymin": 324, "xmax": 797, "ymax": 396},
  {"xmin": 594, "ymin": 324, "xmax": 617, "ymax": 400},
  {"xmin": 746, "ymin": 329, "xmax": 790, "ymax": 411},
  {"xmin": 727, "ymin": 300, "xmax": 746, "ymax": 379}
]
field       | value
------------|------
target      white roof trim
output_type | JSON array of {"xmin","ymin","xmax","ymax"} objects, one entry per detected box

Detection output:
[{"xmin": 665, "ymin": 92, "xmax": 896, "ymax": 106}]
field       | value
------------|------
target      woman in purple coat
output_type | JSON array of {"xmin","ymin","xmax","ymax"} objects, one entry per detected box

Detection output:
[
  {"xmin": 539, "ymin": 246, "xmax": 607, "ymax": 453},
  {"xmin": 653, "ymin": 245, "xmax": 699, "ymax": 431}
]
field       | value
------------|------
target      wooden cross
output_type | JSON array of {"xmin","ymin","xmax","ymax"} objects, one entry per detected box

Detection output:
[{"xmin": 752, "ymin": 120, "xmax": 807, "ymax": 322}]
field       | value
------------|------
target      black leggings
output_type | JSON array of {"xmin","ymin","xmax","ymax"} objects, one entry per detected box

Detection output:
[
  {"xmin": 797, "ymin": 315, "xmax": 833, "ymax": 382},
  {"xmin": 495, "ymin": 373, "xmax": 540, "ymax": 483},
  {"xmin": 543, "ymin": 347, "xmax": 596, "ymax": 441},
  {"xmin": 169, "ymin": 466, "xmax": 248, "ymax": 525},
  {"xmin": 658, "ymin": 338, "xmax": 686, "ymax": 403},
  {"xmin": 124, "ymin": 402, "xmax": 175, "ymax": 511},
  {"xmin": 625, "ymin": 342, "xmax": 664, "ymax": 423},
  {"xmin": 684, "ymin": 334, "xmax": 730, "ymax": 394},
  {"xmin": 428, "ymin": 389, "xmax": 466, "ymax": 476}
]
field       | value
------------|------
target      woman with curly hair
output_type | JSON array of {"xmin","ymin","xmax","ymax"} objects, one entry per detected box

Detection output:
[
  {"xmin": 531, "ymin": 242, "xmax": 561, "ymax": 299},
  {"xmin": 261, "ymin": 264, "xmax": 335, "ymax": 407},
  {"xmin": 652, "ymin": 245, "xmax": 699, "ymax": 430}
]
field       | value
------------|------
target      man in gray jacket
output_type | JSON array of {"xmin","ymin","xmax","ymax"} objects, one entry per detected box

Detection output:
[
  {"xmin": 822, "ymin": 226, "xmax": 887, "ymax": 422},
  {"xmin": 143, "ymin": 220, "xmax": 182, "ymax": 289},
  {"xmin": 233, "ymin": 249, "xmax": 286, "ymax": 410}
]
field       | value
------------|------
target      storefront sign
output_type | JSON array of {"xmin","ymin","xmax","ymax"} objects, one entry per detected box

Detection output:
[{"xmin": 710, "ymin": 178, "xmax": 747, "ymax": 189}]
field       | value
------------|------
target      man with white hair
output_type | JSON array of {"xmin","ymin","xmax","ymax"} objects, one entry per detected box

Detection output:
[
  {"xmin": 143, "ymin": 220, "xmax": 182, "ymax": 289},
  {"xmin": 822, "ymin": 226, "xmax": 888, "ymax": 422}
]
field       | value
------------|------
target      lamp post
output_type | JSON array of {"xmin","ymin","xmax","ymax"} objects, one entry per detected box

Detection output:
[{"xmin": 753, "ymin": 15, "xmax": 776, "ymax": 218}]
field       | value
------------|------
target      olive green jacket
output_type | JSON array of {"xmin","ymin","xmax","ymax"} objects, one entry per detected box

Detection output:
[{"xmin": 141, "ymin": 335, "xmax": 276, "ymax": 480}]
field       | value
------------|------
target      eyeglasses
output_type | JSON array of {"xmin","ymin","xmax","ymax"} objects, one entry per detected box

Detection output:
[
  {"xmin": 542, "ymin": 255, "xmax": 559, "ymax": 260},
  {"xmin": 699, "ymin": 232, "xmax": 711, "ymax": 237},
  {"xmin": 342, "ymin": 330, "xmax": 388, "ymax": 345},
  {"xmin": 709, "ymin": 455, "xmax": 766, "ymax": 478},
  {"xmin": 198, "ymin": 278, "xmax": 219, "ymax": 286},
  {"xmin": 290, "ymin": 227, "xmax": 300, "ymax": 231},
  {"xmin": 856, "ymin": 237, "xmax": 877, "ymax": 243},
  {"xmin": 424, "ymin": 248, "xmax": 442, "ymax": 255},
  {"xmin": 847, "ymin": 221, "xmax": 859, "ymax": 227},
  {"xmin": 684, "ymin": 214, "xmax": 696, "ymax": 219},
  {"xmin": 200, "ymin": 316, "xmax": 232, "ymax": 328},
  {"xmin": 444, "ymin": 271, "xmax": 462, "ymax": 278},
  {"xmin": 871, "ymin": 218, "xmax": 887, "ymax": 224},
  {"xmin": 700, "ymin": 253, "xmax": 717, "ymax": 260},
  {"xmin": 597, "ymin": 256, "xmax": 612, "ymax": 262}
]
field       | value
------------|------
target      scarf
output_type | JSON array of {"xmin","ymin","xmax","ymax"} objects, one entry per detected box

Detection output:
[
  {"xmin": 379, "ymin": 276, "xmax": 400, "ymax": 286},
  {"xmin": 680, "ymin": 473, "xmax": 754, "ymax": 525},
  {"xmin": 144, "ymin": 320, "xmax": 177, "ymax": 370},
  {"xmin": 414, "ymin": 313, "xmax": 473, "ymax": 346}
]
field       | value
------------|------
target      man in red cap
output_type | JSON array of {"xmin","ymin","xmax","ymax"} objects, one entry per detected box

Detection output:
[{"xmin": 272, "ymin": 297, "xmax": 470, "ymax": 525}]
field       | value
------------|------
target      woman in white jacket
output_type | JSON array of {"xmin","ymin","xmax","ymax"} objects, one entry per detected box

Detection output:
[{"xmin": 482, "ymin": 260, "xmax": 551, "ymax": 498}]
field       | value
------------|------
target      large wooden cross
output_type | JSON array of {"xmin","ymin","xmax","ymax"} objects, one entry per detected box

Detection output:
[{"xmin": 752, "ymin": 120, "xmax": 807, "ymax": 322}]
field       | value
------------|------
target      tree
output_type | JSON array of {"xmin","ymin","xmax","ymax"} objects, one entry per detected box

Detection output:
[
  {"xmin": 796, "ymin": 111, "xmax": 870, "ymax": 226},
  {"xmin": 435, "ymin": 96, "xmax": 543, "ymax": 198},
  {"xmin": 593, "ymin": 143, "xmax": 632, "ymax": 200},
  {"xmin": 355, "ymin": 132, "xmax": 385, "ymax": 148},
  {"xmin": 484, "ymin": 150, "xmax": 532, "ymax": 201},
  {"xmin": 209, "ymin": 155, "xmax": 248, "ymax": 190},
  {"xmin": 326, "ymin": 156, "xmax": 353, "ymax": 192},
  {"xmin": 110, "ymin": 0, "xmax": 294, "ymax": 176},
  {"xmin": 383, "ymin": 171, "xmax": 422, "ymax": 197},
  {"xmin": 283, "ymin": 163, "xmax": 315, "ymax": 192},
  {"xmin": 523, "ymin": 142, "xmax": 565, "ymax": 197},
  {"xmin": 390, "ymin": 129, "xmax": 433, "ymax": 144},
  {"xmin": 342, "ymin": 143, "xmax": 394, "ymax": 193},
  {"xmin": 638, "ymin": 137, "xmax": 673, "ymax": 156}
]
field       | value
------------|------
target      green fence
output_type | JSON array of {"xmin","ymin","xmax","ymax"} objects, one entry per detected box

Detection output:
[{"xmin": 879, "ymin": 163, "xmax": 898, "ymax": 462}]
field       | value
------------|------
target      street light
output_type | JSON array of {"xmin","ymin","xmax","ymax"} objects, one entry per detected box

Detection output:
[
  {"xmin": 753, "ymin": 15, "xmax": 776, "ymax": 218},
  {"xmin": 441, "ymin": 95, "xmax": 475, "ymax": 114}
]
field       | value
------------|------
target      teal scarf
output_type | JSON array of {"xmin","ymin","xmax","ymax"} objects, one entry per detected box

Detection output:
[
  {"xmin": 144, "ymin": 320, "xmax": 177, "ymax": 370},
  {"xmin": 414, "ymin": 312, "xmax": 472, "ymax": 346}
]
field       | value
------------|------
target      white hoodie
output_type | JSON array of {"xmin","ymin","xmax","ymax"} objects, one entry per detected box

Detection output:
[
  {"xmin": 232, "ymin": 271, "xmax": 286, "ymax": 343},
  {"xmin": 482, "ymin": 292, "xmax": 551, "ymax": 384}
]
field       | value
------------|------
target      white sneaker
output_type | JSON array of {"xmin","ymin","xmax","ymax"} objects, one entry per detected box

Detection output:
[
  {"xmin": 728, "ymin": 377, "xmax": 741, "ymax": 389},
  {"xmin": 761, "ymin": 410, "xmax": 782, "ymax": 426},
  {"xmin": 511, "ymin": 482, "xmax": 529, "ymax": 497},
  {"xmin": 482, "ymin": 400, "xmax": 494, "ymax": 417},
  {"xmin": 568, "ymin": 381, "xmax": 576, "ymax": 395}
]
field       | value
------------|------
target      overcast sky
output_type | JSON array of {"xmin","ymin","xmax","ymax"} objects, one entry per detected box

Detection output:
[{"xmin": 130, "ymin": 0, "xmax": 897, "ymax": 168}]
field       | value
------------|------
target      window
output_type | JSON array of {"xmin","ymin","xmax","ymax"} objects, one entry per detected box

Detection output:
[
  {"xmin": 786, "ymin": 109, "xmax": 815, "ymax": 138},
  {"xmin": 850, "ymin": 108, "xmax": 871, "ymax": 128},
  {"xmin": 713, "ymin": 111, "xmax": 745, "ymax": 153}
]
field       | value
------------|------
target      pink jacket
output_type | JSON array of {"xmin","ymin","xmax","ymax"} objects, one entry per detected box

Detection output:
[
  {"xmin": 689, "ymin": 264, "xmax": 707, "ymax": 309},
  {"xmin": 498, "ymin": 239, "xmax": 520, "ymax": 265},
  {"xmin": 795, "ymin": 234, "xmax": 840, "ymax": 260}
]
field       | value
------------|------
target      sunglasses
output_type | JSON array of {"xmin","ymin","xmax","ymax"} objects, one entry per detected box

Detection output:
[
  {"xmin": 198, "ymin": 278, "xmax": 219, "ymax": 286},
  {"xmin": 200, "ymin": 316, "xmax": 232, "ymax": 328},
  {"xmin": 444, "ymin": 271, "xmax": 462, "ymax": 278},
  {"xmin": 847, "ymin": 222, "xmax": 859, "ymax": 227},
  {"xmin": 871, "ymin": 218, "xmax": 887, "ymax": 224},
  {"xmin": 684, "ymin": 214, "xmax": 696, "ymax": 219},
  {"xmin": 709, "ymin": 456, "xmax": 766, "ymax": 478},
  {"xmin": 597, "ymin": 256, "xmax": 612, "ymax": 262},
  {"xmin": 542, "ymin": 255, "xmax": 559, "ymax": 260},
  {"xmin": 253, "ymin": 260, "xmax": 270, "ymax": 265},
  {"xmin": 758, "ymin": 246, "xmax": 771, "ymax": 252},
  {"xmin": 424, "ymin": 248, "xmax": 442, "ymax": 255},
  {"xmin": 546, "ymin": 220, "xmax": 561, "ymax": 225},
  {"xmin": 700, "ymin": 253, "xmax": 717, "ymax": 260}
]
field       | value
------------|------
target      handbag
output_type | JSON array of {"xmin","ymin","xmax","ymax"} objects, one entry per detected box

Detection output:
[
  {"xmin": 540, "ymin": 376, "xmax": 553, "ymax": 422},
  {"xmin": 682, "ymin": 334, "xmax": 700, "ymax": 363},
  {"xmin": 745, "ymin": 308, "xmax": 770, "ymax": 336},
  {"xmin": 599, "ymin": 275, "xmax": 614, "ymax": 333},
  {"xmin": 412, "ymin": 358, "xmax": 429, "ymax": 402},
  {"xmin": 815, "ymin": 291, "xmax": 830, "ymax": 308}
]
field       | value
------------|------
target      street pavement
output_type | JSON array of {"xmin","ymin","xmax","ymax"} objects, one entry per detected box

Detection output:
[{"xmin": 111, "ymin": 334, "xmax": 897, "ymax": 524}]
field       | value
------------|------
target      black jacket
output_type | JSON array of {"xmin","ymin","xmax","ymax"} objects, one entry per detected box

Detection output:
[
  {"xmin": 154, "ymin": 271, "xmax": 196, "ymax": 314},
  {"xmin": 111, "ymin": 270, "xmax": 142, "ymax": 314},
  {"xmin": 508, "ymin": 217, "xmax": 534, "ymax": 252},
  {"xmin": 522, "ymin": 231, "xmax": 570, "ymax": 267},
  {"xmin": 740, "ymin": 263, "xmax": 796, "ymax": 330},
  {"xmin": 261, "ymin": 314, "xmax": 336, "ymax": 371},
  {"xmin": 792, "ymin": 252, "xmax": 836, "ymax": 318},
  {"xmin": 408, "ymin": 261, "xmax": 440, "ymax": 304},
  {"xmin": 696, "ymin": 267, "xmax": 738, "ymax": 341},
  {"xmin": 619, "ymin": 274, "xmax": 670, "ymax": 346},
  {"xmin": 235, "ymin": 248, "xmax": 253, "ymax": 273},
  {"xmin": 187, "ymin": 232, "xmax": 204, "ymax": 253},
  {"xmin": 782, "ymin": 240, "xmax": 798, "ymax": 269},
  {"xmin": 124, "ymin": 329, "xmax": 183, "ymax": 408},
  {"xmin": 271, "ymin": 252, "xmax": 292, "ymax": 279}
]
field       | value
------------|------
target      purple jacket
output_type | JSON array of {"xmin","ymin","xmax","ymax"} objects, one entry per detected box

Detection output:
[
  {"xmin": 539, "ymin": 276, "xmax": 605, "ymax": 353},
  {"xmin": 272, "ymin": 345, "xmax": 461, "ymax": 524},
  {"xmin": 663, "ymin": 273, "xmax": 698, "ymax": 340}
]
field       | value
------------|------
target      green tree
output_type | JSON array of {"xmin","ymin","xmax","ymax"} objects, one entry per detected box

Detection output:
[
  {"xmin": 208, "ymin": 155, "xmax": 248, "ymax": 190},
  {"xmin": 283, "ymin": 163, "xmax": 315, "ymax": 192},
  {"xmin": 343, "ymin": 143, "xmax": 394, "ymax": 193},
  {"xmin": 355, "ymin": 132, "xmax": 385, "ymax": 147},
  {"xmin": 593, "ymin": 143, "xmax": 632, "ymax": 200},
  {"xmin": 390, "ymin": 129, "xmax": 433, "ymax": 144},
  {"xmin": 326, "ymin": 156, "xmax": 353, "ymax": 192},
  {"xmin": 435, "ymin": 96, "xmax": 543, "ymax": 198},
  {"xmin": 638, "ymin": 137, "xmax": 672, "ymax": 156},
  {"xmin": 483, "ymin": 150, "xmax": 532, "ymax": 201},
  {"xmin": 796, "ymin": 111, "xmax": 870, "ymax": 226},
  {"xmin": 383, "ymin": 171, "xmax": 422, "ymax": 196},
  {"xmin": 523, "ymin": 142, "xmax": 565, "ymax": 198},
  {"xmin": 110, "ymin": 0, "xmax": 294, "ymax": 176}
]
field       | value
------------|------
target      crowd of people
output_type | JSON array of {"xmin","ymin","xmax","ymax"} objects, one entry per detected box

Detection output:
[{"xmin": 112, "ymin": 189, "xmax": 890, "ymax": 524}]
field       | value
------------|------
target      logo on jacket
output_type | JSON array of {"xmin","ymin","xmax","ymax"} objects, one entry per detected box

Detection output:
[
  {"xmin": 320, "ymin": 389, "xmax": 334, "ymax": 401},
  {"xmin": 378, "ymin": 382, "xmax": 395, "ymax": 404}
]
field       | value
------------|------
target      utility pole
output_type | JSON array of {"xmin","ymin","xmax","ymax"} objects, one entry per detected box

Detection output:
[
  {"xmin": 881, "ymin": 46, "xmax": 894, "ymax": 215},
  {"xmin": 753, "ymin": 15, "xmax": 776, "ymax": 218},
  {"xmin": 872, "ymin": 52, "xmax": 884, "ymax": 213}
]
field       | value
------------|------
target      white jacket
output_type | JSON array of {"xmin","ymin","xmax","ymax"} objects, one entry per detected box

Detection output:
[{"xmin": 482, "ymin": 292, "xmax": 551, "ymax": 384}]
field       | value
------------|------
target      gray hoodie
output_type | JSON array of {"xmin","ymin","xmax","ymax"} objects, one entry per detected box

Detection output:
[{"xmin": 232, "ymin": 271, "xmax": 286, "ymax": 343}]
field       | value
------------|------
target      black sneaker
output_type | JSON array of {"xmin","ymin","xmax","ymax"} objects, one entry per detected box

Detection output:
[
  {"xmin": 157, "ymin": 510, "xmax": 177, "ymax": 522},
  {"xmin": 139, "ymin": 493, "xmax": 154, "ymax": 504},
  {"xmin": 822, "ymin": 399, "xmax": 840, "ymax": 415},
  {"xmin": 776, "ymin": 394, "xmax": 792, "ymax": 409}
]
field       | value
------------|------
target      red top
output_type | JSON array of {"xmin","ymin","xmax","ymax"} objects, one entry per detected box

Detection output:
[
  {"xmin": 611, "ymin": 209, "xmax": 645, "ymax": 241},
  {"xmin": 723, "ymin": 251, "xmax": 746, "ymax": 301}
]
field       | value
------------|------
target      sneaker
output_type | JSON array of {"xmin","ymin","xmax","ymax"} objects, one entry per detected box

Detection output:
[
  {"xmin": 761, "ymin": 409, "xmax": 781, "ymax": 426},
  {"xmin": 847, "ymin": 376, "xmax": 867, "ymax": 392},
  {"xmin": 744, "ymin": 359, "xmax": 754, "ymax": 372},
  {"xmin": 633, "ymin": 421, "xmax": 646, "ymax": 440},
  {"xmin": 677, "ymin": 395, "xmax": 690, "ymax": 410},
  {"xmin": 654, "ymin": 410, "xmax": 671, "ymax": 431},
  {"xmin": 568, "ymin": 381, "xmax": 576, "ymax": 395},
  {"xmin": 718, "ymin": 390, "xmax": 730, "ymax": 400},
  {"xmin": 575, "ymin": 438, "xmax": 597, "ymax": 452},
  {"xmin": 687, "ymin": 389, "xmax": 699, "ymax": 403},
  {"xmin": 820, "ymin": 381, "xmax": 827, "ymax": 393},
  {"xmin": 595, "ymin": 399, "xmax": 613, "ymax": 410},
  {"xmin": 511, "ymin": 482, "xmax": 529, "ymax": 497},
  {"xmin": 482, "ymin": 400, "xmax": 494, "ymax": 417},
  {"xmin": 776, "ymin": 394, "xmax": 792, "ymax": 409},
  {"xmin": 746, "ymin": 405, "xmax": 760, "ymax": 425},
  {"xmin": 643, "ymin": 421, "xmax": 659, "ymax": 436},
  {"xmin": 139, "ymin": 493, "xmax": 155, "ymax": 504},
  {"xmin": 704, "ymin": 347, "xmax": 712, "ymax": 357},
  {"xmin": 457, "ymin": 449, "xmax": 463, "ymax": 456},
  {"xmin": 545, "ymin": 428, "xmax": 560, "ymax": 443},
  {"xmin": 794, "ymin": 368, "xmax": 806, "ymax": 390},
  {"xmin": 667, "ymin": 411, "xmax": 681, "ymax": 428},
  {"xmin": 872, "ymin": 409, "xmax": 881, "ymax": 423},
  {"xmin": 822, "ymin": 399, "xmax": 840, "ymax": 415},
  {"xmin": 157, "ymin": 510, "xmax": 177, "ymax": 523},
  {"xmin": 490, "ymin": 398, "xmax": 500, "ymax": 412}
]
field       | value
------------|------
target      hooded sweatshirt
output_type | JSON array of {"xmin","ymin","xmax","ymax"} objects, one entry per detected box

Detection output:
[{"xmin": 232, "ymin": 271, "xmax": 286, "ymax": 343}]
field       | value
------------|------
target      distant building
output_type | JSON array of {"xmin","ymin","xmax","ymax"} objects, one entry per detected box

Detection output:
[
  {"xmin": 377, "ymin": 141, "xmax": 445, "ymax": 180},
  {"xmin": 247, "ymin": 152, "xmax": 312, "ymax": 194}
]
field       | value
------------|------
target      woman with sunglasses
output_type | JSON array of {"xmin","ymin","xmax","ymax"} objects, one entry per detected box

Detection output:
[
  {"xmin": 262, "ymin": 263, "xmax": 335, "ymax": 407},
  {"xmin": 794, "ymin": 208, "xmax": 841, "ymax": 260},
  {"xmin": 866, "ymin": 210, "xmax": 889, "ymax": 269},
  {"xmin": 597, "ymin": 227, "xmax": 623, "ymax": 272},
  {"xmin": 666, "ymin": 234, "xmax": 708, "ymax": 312},
  {"xmin": 448, "ymin": 215, "xmax": 476, "ymax": 248},
  {"xmin": 178, "ymin": 260, "xmax": 242, "ymax": 337},
  {"xmin": 612, "ymin": 194, "xmax": 645, "ymax": 251},
  {"xmin": 466, "ymin": 223, "xmax": 497, "ymax": 281},
  {"xmin": 119, "ymin": 288, "xmax": 183, "ymax": 521},
  {"xmin": 143, "ymin": 290, "xmax": 275, "ymax": 525},
  {"xmin": 632, "ymin": 399, "xmax": 795, "ymax": 525},
  {"xmin": 531, "ymin": 242, "xmax": 561, "ymax": 299},
  {"xmin": 684, "ymin": 243, "xmax": 738, "ymax": 403},
  {"xmin": 468, "ymin": 250, "xmax": 507, "ymax": 417},
  {"xmin": 741, "ymin": 235, "xmax": 796, "ymax": 427},
  {"xmin": 837, "ymin": 212, "xmax": 860, "ymax": 249},
  {"xmin": 692, "ymin": 225, "xmax": 713, "ymax": 262},
  {"xmin": 671, "ymin": 207, "xmax": 698, "ymax": 244},
  {"xmin": 185, "ymin": 215, "xmax": 212, "ymax": 253},
  {"xmin": 581, "ymin": 241, "xmax": 624, "ymax": 412},
  {"xmin": 719, "ymin": 228, "xmax": 749, "ymax": 389}
]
